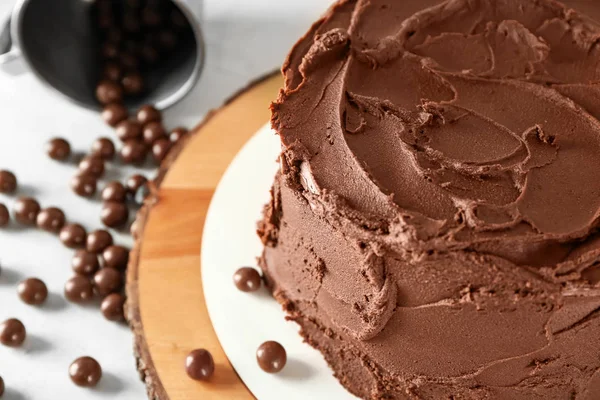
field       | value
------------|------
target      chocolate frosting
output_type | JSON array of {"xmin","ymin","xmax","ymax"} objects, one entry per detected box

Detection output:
[{"xmin": 262, "ymin": 0, "xmax": 600, "ymax": 398}]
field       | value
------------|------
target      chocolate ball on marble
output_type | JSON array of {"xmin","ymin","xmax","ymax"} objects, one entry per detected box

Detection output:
[
  {"xmin": 86, "ymin": 229, "xmax": 114, "ymax": 254},
  {"xmin": 120, "ymin": 141, "xmax": 147, "ymax": 165},
  {"xmin": 101, "ymin": 103, "xmax": 128, "ymax": 127},
  {"xmin": 102, "ymin": 245, "xmax": 129, "ymax": 270},
  {"xmin": 36, "ymin": 207, "xmax": 66, "ymax": 233},
  {"xmin": 0, "ymin": 376, "xmax": 4, "ymax": 396},
  {"xmin": 116, "ymin": 120, "xmax": 143, "ymax": 142},
  {"xmin": 102, "ymin": 181, "xmax": 127, "ymax": 203},
  {"xmin": 0, "ymin": 203, "xmax": 9, "ymax": 227},
  {"xmin": 72, "ymin": 250, "xmax": 100, "ymax": 276},
  {"xmin": 101, "ymin": 201, "xmax": 129, "ymax": 228},
  {"xmin": 101, "ymin": 293, "xmax": 126, "ymax": 322},
  {"xmin": 79, "ymin": 156, "xmax": 105, "ymax": 178},
  {"xmin": 13, "ymin": 197, "xmax": 40, "ymax": 225},
  {"xmin": 59, "ymin": 223, "xmax": 87, "ymax": 249},
  {"xmin": 0, "ymin": 318, "xmax": 26, "ymax": 347},
  {"xmin": 91, "ymin": 137, "xmax": 116, "ymax": 160},
  {"xmin": 0, "ymin": 170, "xmax": 17, "ymax": 193},
  {"xmin": 64, "ymin": 275, "xmax": 94, "ymax": 303},
  {"xmin": 96, "ymin": 80, "xmax": 123, "ymax": 105},
  {"xmin": 151, "ymin": 139, "xmax": 171, "ymax": 163},
  {"xmin": 143, "ymin": 122, "xmax": 166, "ymax": 145},
  {"xmin": 69, "ymin": 357, "xmax": 102, "ymax": 387},
  {"xmin": 47, "ymin": 138, "xmax": 71, "ymax": 161},
  {"xmin": 71, "ymin": 174, "xmax": 97, "ymax": 198},
  {"xmin": 17, "ymin": 278, "xmax": 48, "ymax": 305},
  {"xmin": 125, "ymin": 174, "xmax": 147, "ymax": 196},
  {"xmin": 136, "ymin": 105, "xmax": 161, "ymax": 125},
  {"xmin": 93, "ymin": 268, "xmax": 123, "ymax": 296}
]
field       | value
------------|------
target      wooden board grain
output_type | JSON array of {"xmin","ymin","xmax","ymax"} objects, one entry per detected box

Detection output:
[{"xmin": 126, "ymin": 72, "xmax": 282, "ymax": 400}]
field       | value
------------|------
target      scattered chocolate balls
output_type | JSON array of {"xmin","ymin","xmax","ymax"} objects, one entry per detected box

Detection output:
[
  {"xmin": 69, "ymin": 357, "xmax": 102, "ymax": 388},
  {"xmin": 102, "ymin": 245, "xmax": 129, "ymax": 270},
  {"xmin": 60, "ymin": 223, "xmax": 87, "ymax": 249},
  {"xmin": 185, "ymin": 349, "xmax": 214, "ymax": 381},
  {"xmin": 36, "ymin": 207, "xmax": 66, "ymax": 233},
  {"xmin": 256, "ymin": 341, "xmax": 287, "ymax": 373},
  {"xmin": 169, "ymin": 127, "xmax": 188, "ymax": 143},
  {"xmin": 102, "ymin": 103, "xmax": 129, "ymax": 127},
  {"xmin": 142, "ymin": 122, "xmax": 166, "ymax": 145},
  {"xmin": 93, "ymin": 268, "xmax": 123, "ymax": 296},
  {"xmin": 0, "ymin": 318, "xmax": 26, "ymax": 347},
  {"xmin": 46, "ymin": 138, "xmax": 71, "ymax": 161},
  {"xmin": 71, "ymin": 174, "xmax": 98, "ymax": 198},
  {"xmin": 116, "ymin": 119, "xmax": 143, "ymax": 142},
  {"xmin": 72, "ymin": 250, "xmax": 101, "ymax": 276},
  {"xmin": 79, "ymin": 156, "xmax": 105, "ymax": 178},
  {"xmin": 101, "ymin": 201, "xmax": 129, "ymax": 228},
  {"xmin": 120, "ymin": 140, "xmax": 147, "ymax": 165},
  {"xmin": 101, "ymin": 293, "xmax": 126, "ymax": 322},
  {"xmin": 18, "ymin": 278, "xmax": 48, "ymax": 306},
  {"xmin": 64, "ymin": 275, "xmax": 95, "ymax": 303},
  {"xmin": 0, "ymin": 203, "xmax": 9, "ymax": 227},
  {"xmin": 125, "ymin": 174, "xmax": 147, "ymax": 196},
  {"xmin": 13, "ymin": 197, "xmax": 40, "ymax": 225},
  {"xmin": 87, "ymin": 229, "xmax": 114, "ymax": 254},
  {"xmin": 152, "ymin": 139, "xmax": 171, "ymax": 163},
  {"xmin": 91, "ymin": 137, "xmax": 116, "ymax": 160},
  {"xmin": 137, "ymin": 105, "xmax": 161, "ymax": 125},
  {"xmin": 233, "ymin": 267, "xmax": 262, "ymax": 293},
  {"xmin": 0, "ymin": 170, "xmax": 16, "ymax": 193},
  {"xmin": 96, "ymin": 80, "xmax": 123, "ymax": 105},
  {"xmin": 102, "ymin": 181, "xmax": 127, "ymax": 203}
]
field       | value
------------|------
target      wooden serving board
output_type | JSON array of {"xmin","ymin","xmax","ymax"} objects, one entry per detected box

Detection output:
[{"xmin": 126, "ymin": 72, "xmax": 282, "ymax": 400}]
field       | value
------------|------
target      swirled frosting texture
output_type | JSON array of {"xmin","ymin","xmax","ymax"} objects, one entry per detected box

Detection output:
[{"xmin": 261, "ymin": 0, "xmax": 600, "ymax": 399}]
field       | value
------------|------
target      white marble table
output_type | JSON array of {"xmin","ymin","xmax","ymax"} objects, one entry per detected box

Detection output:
[{"xmin": 0, "ymin": 1, "xmax": 329, "ymax": 398}]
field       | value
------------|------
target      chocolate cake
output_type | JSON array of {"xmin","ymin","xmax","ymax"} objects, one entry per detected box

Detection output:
[{"xmin": 258, "ymin": 0, "xmax": 600, "ymax": 399}]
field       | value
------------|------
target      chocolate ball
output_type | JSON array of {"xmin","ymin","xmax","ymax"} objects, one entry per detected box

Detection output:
[
  {"xmin": 185, "ymin": 349, "xmax": 214, "ymax": 381},
  {"xmin": 233, "ymin": 267, "xmax": 262, "ymax": 293},
  {"xmin": 79, "ymin": 156, "xmax": 105, "ymax": 178},
  {"xmin": 0, "ymin": 376, "xmax": 4, "ymax": 396},
  {"xmin": 86, "ymin": 229, "xmax": 114, "ymax": 254},
  {"xmin": 72, "ymin": 250, "xmax": 100, "ymax": 276},
  {"xmin": 101, "ymin": 42, "xmax": 119, "ymax": 60},
  {"xmin": 119, "ymin": 51, "xmax": 139, "ymax": 70},
  {"xmin": 105, "ymin": 27, "xmax": 122, "ymax": 43},
  {"xmin": 101, "ymin": 201, "xmax": 129, "ymax": 228},
  {"xmin": 93, "ymin": 268, "xmax": 123, "ymax": 296},
  {"xmin": 60, "ymin": 223, "xmax": 87, "ymax": 249},
  {"xmin": 136, "ymin": 105, "xmax": 162, "ymax": 125},
  {"xmin": 157, "ymin": 29, "xmax": 178, "ymax": 50},
  {"xmin": 103, "ymin": 62, "xmax": 122, "ymax": 82},
  {"xmin": 17, "ymin": 278, "xmax": 48, "ymax": 305},
  {"xmin": 91, "ymin": 137, "xmax": 116, "ymax": 160},
  {"xmin": 102, "ymin": 181, "xmax": 127, "ymax": 203},
  {"xmin": 101, "ymin": 293, "xmax": 126, "ymax": 322},
  {"xmin": 169, "ymin": 127, "xmax": 188, "ymax": 143},
  {"xmin": 0, "ymin": 203, "xmax": 9, "ymax": 227},
  {"xmin": 64, "ymin": 275, "xmax": 94, "ymax": 303},
  {"xmin": 120, "ymin": 141, "xmax": 147, "ymax": 165},
  {"xmin": 143, "ymin": 122, "xmax": 166, "ymax": 145},
  {"xmin": 141, "ymin": 7, "xmax": 162, "ymax": 27},
  {"xmin": 170, "ymin": 8, "xmax": 188, "ymax": 31},
  {"xmin": 256, "ymin": 341, "xmax": 287, "ymax": 373},
  {"xmin": 47, "ymin": 138, "xmax": 71, "ymax": 161},
  {"xmin": 122, "ymin": 13, "xmax": 141, "ymax": 34},
  {"xmin": 0, "ymin": 318, "xmax": 26, "ymax": 347},
  {"xmin": 116, "ymin": 120, "xmax": 143, "ymax": 142},
  {"xmin": 133, "ymin": 182, "xmax": 151, "ymax": 205},
  {"xmin": 13, "ymin": 197, "xmax": 40, "ymax": 225},
  {"xmin": 36, "ymin": 207, "xmax": 66, "ymax": 233},
  {"xmin": 125, "ymin": 174, "xmax": 147, "ymax": 195},
  {"xmin": 0, "ymin": 170, "xmax": 17, "ymax": 193},
  {"xmin": 139, "ymin": 43, "xmax": 159, "ymax": 64},
  {"xmin": 101, "ymin": 103, "xmax": 128, "ymax": 127},
  {"xmin": 122, "ymin": 72, "xmax": 144, "ymax": 96},
  {"xmin": 102, "ymin": 245, "xmax": 129, "ymax": 270},
  {"xmin": 152, "ymin": 139, "xmax": 171, "ymax": 163},
  {"xmin": 69, "ymin": 357, "xmax": 102, "ymax": 387},
  {"xmin": 96, "ymin": 80, "xmax": 123, "ymax": 105},
  {"xmin": 71, "ymin": 174, "xmax": 97, "ymax": 198}
]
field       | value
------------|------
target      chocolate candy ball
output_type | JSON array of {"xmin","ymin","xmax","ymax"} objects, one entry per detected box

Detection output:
[
  {"xmin": 233, "ymin": 267, "xmax": 262, "ymax": 292},
  {"xmin": 93, "ymin": 268, "xmax": 123, "ymax": 296},
  {"xmin": 36, "ymin": 207, "xmax": 66, "ymax": 233},
  {"xmin": 256, "ymin": 341, "xmax": 287, "ymax": 373},
  {"xmin": 101, "ymin": 201, "xmax": 129, "ymax": 228},
  {"xmin": 120, "ymin": 141, "xmax": 147, "ymax": 165},
  {"xmin": 13, "ymin": 197, "xmax": 40, "ymax": 225},
  {"xmin": 72, "ymin": 250, "xmax": 100, "ymax": 276},
  {"xmin": 101, "ymin": 293, "xmax": 126, "ymax": 322},
  {"xmin": 86, "ymin": 229, "xmax": 114, "ymax": 254},
  {"xmin": 0, "ymin": 318, "xmax": 26, "ymax": 347},
  {"xmin": 60, "ymin": 223, "xmax": 87, "ymax": 249},
  {"xmin": 17, "ymin": 278, "xmax": 48, "ymax": 305},
  {"xmin": 116, "ymin": 120, "xmax": 143, "ymax": 142},
  {"xmin": 71, "ymin": 174, "xmax": 97, "ymax": 198},
  {"xmin": 64, "ymin": 275, "xmax": 94, "ymax": 303},
  {"xmin": 0, "ymin": 170, "xmax": 17, "ymax": 193},
  {"xmin": 69, "ymin": 357, "xmax": 102, "ymax": 387},
  {"xmin": 91, "ymin": 137, "xmax": 116, "ymax": 160},
  {"xmin": 136, "ymin": 105, "xmax": 161, "ymax": 125},
  {"xmin": 47, "ymin": 138, "xmax": 71, "ymax": 160},
  {"xmin": 102, "ymin": 245, "xmax": 129, "ymax": 270},
  {"xmin": 185, "ymin": 349, "xmax": 214, "ymax": 381},
  {"xmin": 79, "ymin": 156, "xmax": 105, "ymax": 178},
  {"xmin": 102, "ymin": 103, "xmax": 128, "ymax": 127},
  {"xmin": 0, "ymin": 203, "xmax": 9, "ymax": 227},
  {"xmin": 96, "ymin": 80, "xmax": 123, "ymax": 105}
]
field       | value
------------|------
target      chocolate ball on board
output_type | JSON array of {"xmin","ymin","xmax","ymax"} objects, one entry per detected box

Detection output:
[
  {"xmin": 256, "ymin": 341, "xmax": 287, "ymax": 373},
  {"xmin": 71, "ymin": 174, "xmax": 97, "ymax": 198},
  {"xmin": 102, "ymin": 181, "xmax": 127, "ymax": 203},
  {"xmin": 152, "ymin": 139, "xmax": 171, "ymax": 163},
  {"xmin": 185, "ymin": 349, "xmax": 214, "ymax": 381},
  {"xmin": 101, "ymin": 201, "xmax": 129, "ymax": 228},
  {"xmin": 86, "ymin": 229, "xmax": 114, "ymax": 254},
  {"xmin": 96, "ymin": 80, "xmax": 123, "ymax": 105},
  {"xmin": 169, "ymin": 127, "xmax": 188, "ymax": 143},
  {"xmin": 91, "ymin": 137, "xmax": 116, "ymax": 160},
  {"xmin": 0, "ymin": 203, "xmax": 10, "ymax": 227},
  {"xmin": 101, "ymin": 293, "xmax": 126, "ymax": 322},
  {"xmin": 122, "ymin": 73, "xmax": 144, "ymax": 96},
  {"xmin": 0, "ymin": 318, "xmax": 26, "ymax": 347},
  {"xmin": 120, "ymin": 141, "xmax": 147, "ymax": 165},
  {"xmin": 13, "ymin": 197, "xmax": 40, "ymax": 225},
  {"xmin": 142, "ymin": 122, "xmax": 166, "ymax": 145},
  {"xmin": 233, "ymin": 267, "xmax": 262, "ymax": 292},
  {"xmin": 64, "ymin": 275, "xmax": 94, "ymax": 303},
  {"xmin": 136, "ymin": 105, "xmax": 161, "ymax": 125},
  {"xmin": 69, "ymin": 357, "xmax": 102, "ymax": 387},
  {"xmin": 17, "ymin": 278, "xmax": 48, "ymax": 305},
  {"xmin": 0, "ymin": 170, "xmax": 17, "ymax": 193},
  {"xmin": 60, "ymin": 223, "xmax": 87, "ymax": 249},
  {"xmin": 116, "ymin": 120, "xmax": 143, "ymax": 142},
  {"xmin": 47, "ymin": 138, "xmax": 71, "ymax": 161},
  {"xmin": 72, "ymin": 250, "xmax": 100, "ymax": 276},
  {"xmin": 79, "ymin": 156, "xmax": 105, "ymax": 178},
  {"xmin": 36, "ymin": 207, "xmax": 66, "ymax": 233},
  {"xmin": 102, "ymin": 245, "xmax": 129, "ymax": 270},
  {"xmin": 101, "ymin": 103, "xmax": 128, "ymax": 127},
  {"xmin": 93, "ymin": 268, "xmax": 123, "ymax": 296}
]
